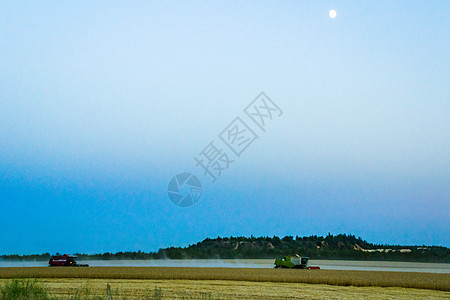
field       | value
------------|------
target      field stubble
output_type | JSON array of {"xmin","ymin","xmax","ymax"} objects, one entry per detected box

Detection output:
[{"xmin": 1, "ymin": 278, "xmax": 449, "ymax": 300}]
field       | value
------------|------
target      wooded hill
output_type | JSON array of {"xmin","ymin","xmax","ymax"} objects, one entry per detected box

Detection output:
[{"xmin": 2, "ymin": 234, "xmax": 449, "ymax": 262}]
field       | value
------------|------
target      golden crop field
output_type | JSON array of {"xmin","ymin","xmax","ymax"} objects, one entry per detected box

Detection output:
[
  {"xmin": 5, "ymin": 278, "xmax": 445, "ymax": 299},
  {"xmin": 0, "ymin": 267, "xmax": 449, "ymax": 292}
]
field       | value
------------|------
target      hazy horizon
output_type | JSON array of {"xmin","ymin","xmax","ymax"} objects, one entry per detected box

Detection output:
[{"xmin": 1, "ymin": 232, "xmax": 450, "ymax": 256}]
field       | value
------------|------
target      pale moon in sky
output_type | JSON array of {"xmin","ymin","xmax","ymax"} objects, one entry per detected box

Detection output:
[{"xmin": 329, "ymin": 9, "xmax": 337, "ymax": 19}]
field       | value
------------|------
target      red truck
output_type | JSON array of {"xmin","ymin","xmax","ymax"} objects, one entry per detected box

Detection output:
[{"xmin": 48, "ymin": 254, "xmax": 88, "ymax": 267}]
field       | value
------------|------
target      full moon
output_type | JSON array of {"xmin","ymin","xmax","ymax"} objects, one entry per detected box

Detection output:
[{"xmin": 329, "ymin": 9, "xmax": 337, "ymax": 19}]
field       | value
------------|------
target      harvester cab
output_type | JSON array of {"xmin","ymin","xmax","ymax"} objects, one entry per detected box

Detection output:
[
  {"xmin": 274, "ymin": 254, "xmax": 309, "ymax": 269},
  {"xmin": 48, "ymin": 254, "xmax": 89, "ymax": 267}
]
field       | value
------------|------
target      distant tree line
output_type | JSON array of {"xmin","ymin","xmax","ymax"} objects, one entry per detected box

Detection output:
[{"xmin": 1, "ymin": 234, "xmax": 449, "ymax": 263}]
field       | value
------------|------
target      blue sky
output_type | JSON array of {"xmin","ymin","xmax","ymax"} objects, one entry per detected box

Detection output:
[{"xmin": 0, "ymin": 1, "xmax": 449, "ymax": 254}]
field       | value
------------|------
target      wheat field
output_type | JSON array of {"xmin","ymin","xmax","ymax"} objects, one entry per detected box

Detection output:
[
  {"xmin": 0, "ymin": 267, "xmax": 449, "ymax": 292},
  {"xmin": 1, "ymin": 278, "xmax": 449, "ymax": 299}
]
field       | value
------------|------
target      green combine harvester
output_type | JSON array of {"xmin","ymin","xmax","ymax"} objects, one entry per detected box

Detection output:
[{"xmin": 274, "ymin": 254, "xmax": 319, "ymax": 269}]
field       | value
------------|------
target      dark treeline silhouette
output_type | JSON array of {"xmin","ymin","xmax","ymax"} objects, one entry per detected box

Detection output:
[{"xmin": 2, "ymin": 234, "xmax": 449, "ymax": 262}]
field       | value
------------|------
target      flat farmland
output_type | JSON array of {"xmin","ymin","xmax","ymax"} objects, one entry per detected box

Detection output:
[
  {"xmin": 1, "ymin": 278, "xmax": 444, "ymax": 299},
  {"xmin": 0, "ymin": 267, "xmax": 449, "ymax": 292}
]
